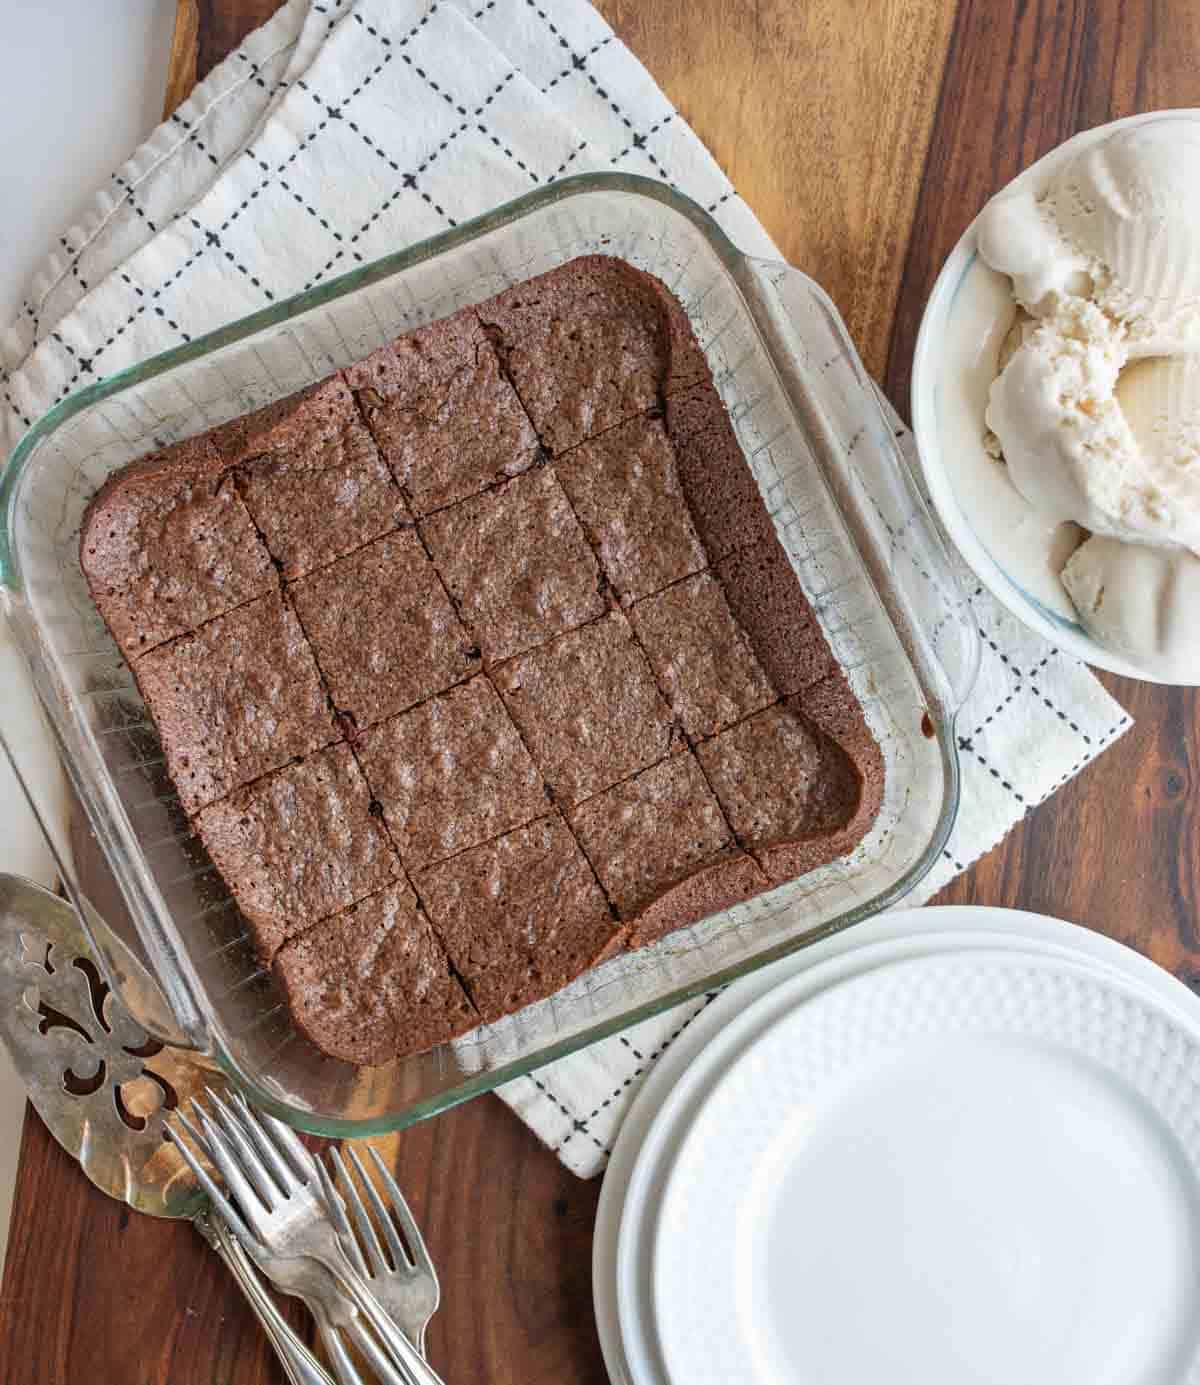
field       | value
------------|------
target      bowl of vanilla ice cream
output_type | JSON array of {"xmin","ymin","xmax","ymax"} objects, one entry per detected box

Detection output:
[{"xmin": 912, "ymin": 110, "xmax": 1200, "ymax": 683}]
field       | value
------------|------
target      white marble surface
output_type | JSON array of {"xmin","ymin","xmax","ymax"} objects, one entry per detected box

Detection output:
[{"xmin": 0, "ymin": 0, "xmax": 177, "ymax": 1272}]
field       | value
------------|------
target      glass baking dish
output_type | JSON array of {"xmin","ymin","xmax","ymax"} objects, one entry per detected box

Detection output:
[{"xmin": 0, "ymin": 173, "xmax": 977, "ymax": 1135}]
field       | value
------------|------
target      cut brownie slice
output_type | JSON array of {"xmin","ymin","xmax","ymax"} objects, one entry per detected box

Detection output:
[
  {"xmin": 273, "ymin": 881, "xmax": 476, "ymax": 1065},
  {"xmin": 493, "ymin": 610, "xmax": 677, "ymax": 807},
  {"xmin": 345, "ymin": 309, "xmax": 537, "ymax": 515},
  {"xmin": 195, "ymin": 743, "xmax": 400, "ymax": 963},
  {"xmin": 415, "ymin": 816, "xmax": 620, "ymax": 1021},
  {"xmin": 134, "ymin": 592, "xmax": 337, "ymax": 814},
  {"xmin": 356, "ymin": 676, "xmax": 547, "ymax": 870},
  {"xmin": 567, "ymin": 753, "xmax": 767, "ymax": 946},
  {"xmin": 630, "ymin": 572, "xmax": 776, "ymax": 740},
  {"xmin": 422, "ymin": 468, "xmax": 606, "ymax": 663},
  {"xmin": 290, "ymin": 529, "xmax": 478, "ymax": 728},
  {"xmin": 222, "ymin": 376, "xmax": 408, "ymax": 580},
  {"xmin": 665, "ymin": 381, "xmax": 776, "ymax": 560},
  {"xmin": 715, "ymin": 539, "xmax": 837, "ymax": 694},
  {"xmin": 79, "ymin": 435, "xmax": 276, "ymax": 659},
  {"xmin": 695, "ymin": 700, "xmax": 868, "ymax": 883},
  {"xmin": 556, "ymin": 415, "xmax": 706, "ymax": 603},
  {"xmin": 479, "ymin": 257, "xmax": 710, "ymax": 454}
]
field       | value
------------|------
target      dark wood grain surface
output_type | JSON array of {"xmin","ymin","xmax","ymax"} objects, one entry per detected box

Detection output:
[{"xmin": 3, "ymin": 2, "xmax": 1199, "ymax": 1381}]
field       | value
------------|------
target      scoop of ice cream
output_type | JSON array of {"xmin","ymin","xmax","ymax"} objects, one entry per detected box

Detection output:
[
  {"xmin": 977, "ymin": 116, "xmax": 1200, "ymax": 356},
  {"xmin": 1062, "ymin": 534, "xmax": 1200, "ymax": 681}
]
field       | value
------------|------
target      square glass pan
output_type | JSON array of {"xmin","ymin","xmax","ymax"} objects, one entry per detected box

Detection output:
[{"xmin": 0, "ymin": 173, "xmax": 977, "ymax": 1136}]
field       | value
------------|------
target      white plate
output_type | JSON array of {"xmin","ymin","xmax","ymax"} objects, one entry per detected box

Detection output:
[
  {"xmin": 594, "ymin": 907, "xmax": 1200, "ymax": 1385},
  {"xmin": 652, "ymin": 947, "xmax": 1200, "ymax": 1385}
]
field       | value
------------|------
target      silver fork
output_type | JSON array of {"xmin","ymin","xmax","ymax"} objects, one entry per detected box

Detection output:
[
  {"xmin": 325, "ymin": 1146, "xmax": 441, "ymax": 1357},
  {"xmin": 250, "ymin": 1105, "xmax": 441, "ymax": 1356},
  {"xmin": 166, "ymin": 1094, "xmax": 447, "ymax": 1385}
]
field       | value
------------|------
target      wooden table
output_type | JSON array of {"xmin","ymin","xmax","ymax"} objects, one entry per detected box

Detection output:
[{"xmin": 3, "ymin": 2, "xmax": 1199, "ymax": 1380}]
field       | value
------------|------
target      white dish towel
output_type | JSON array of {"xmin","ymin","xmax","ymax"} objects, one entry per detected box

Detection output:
[{"xmin": 0, "ymin": 0, "xmax": 1130, "ymax": 1178}]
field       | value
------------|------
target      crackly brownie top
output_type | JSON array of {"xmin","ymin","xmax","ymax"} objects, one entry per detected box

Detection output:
[
  {"xmin": 134, "ymin": 592, "xmax": 336, "ymax": 814},
  {"xmin": 80, "ymin": 435, "xmax": 277, "ymax": 658},
  {"xmin": 273, "ymin": 881, "xmax": 475, "ymax": 1065},
  {"xmin": 195, "ymin": 743, "xmax": 400, "ymax": 962},
  {"xmin": 422, "ymin": 467, "xmax": 606, "ymax": 664},
  {"xmin": 567, "ymin": 753, "xmax": 735, "ymax": 920},
  {"xmin": 631, "ymin": 571, "xmax": 776, "ymax": 740},
  {"xmin": 355, "ymin": 676, "xmax": 547, "ymax": 870},
  {"xmin": 557, "ymin": 414, "xmax": 707, "ymax": 603},
  {"xmin": 289, "ymin": 528, "xmax": 479, "ymax": 728},
  {"xmin": 493, "ymin": 611, "xmax": 678, "ymax": 807},
  {"xmin": 230, "ymin": 377, "xmax": 408, "ymax": 580},
  {"xmin": 83, "ymin": 254, "xmax": 885, "ymax": 1066},
  {"xmin": 478, "ymin": 256, "xmax": 710, "ymax": 454},
  {"xmin": 414, "ymin": 816, "xmax": 619, "ymax": 1021}
]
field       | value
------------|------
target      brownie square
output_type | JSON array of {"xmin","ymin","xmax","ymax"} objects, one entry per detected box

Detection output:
[
  {"xmin": 80, "ymin": 436, "xmax": 276, "ymax": 659},
  {"xmin": 479, "ymin": 257, "xmax": 709, "ymax": 454},
  {"xmin": 695, "ymin": 702, "xmax": 864, "ymax": 881},
  {"xmin": 226, "ymin": 377, "xmax": 408, "ymax": 579},
  {"xmin": 630, "ymin": 572, "xmax": 776, "ymax": 739},
  {"xmin": 422, "ymin": 468, "xmax": 606, "ymax": 663},
  {"xmin": 493, "ymin": 611, "xmax": 677, "ymax": 806},
  {"xmin": 715, "ymin": 539, "xmax": 837, "ymax": 694},
  {"xmin": 135, "ymin": 592, "xmax": 337, "ymax": 814},
  {"xmin": 345, "ymin": 311, "xmax": 537, "ymax": 515},
  {"xmin": 556, "ymin": 415, "xmax": 707, "ymax": 603},
  {"xmin": 415, "ymin": 816, "xmax": 620, "ymax": 1021},
  {"xmin": 356, "ymin": 676, "xmax": 547, "ymax": 870},
  {"xmin": 195, "ymin": 743, "xmax": 400, "ymax": 963},
  {"xmin": 290, "ymin": 529, "xmax": 478, "ymax": 728},
  {"xmin": 665, "ymin": 382, "xmax": 776, "ymax": 559},
  {"xmin": 273, "ymin": 881, "xmax": 477, "ymax": 1065},
  {"xmin": 567, "ymin": 752, "xmax": 736, "ymax": 910}
]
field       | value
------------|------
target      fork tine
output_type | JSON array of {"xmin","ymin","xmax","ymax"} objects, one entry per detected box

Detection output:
[
  {"xmin": 198, "ymin": 1093, "xmax": 284, "ymax": 1211},
  {"xmin": 315, "ymin": 1156, "xmax": 368, "ymax": 1278},
  {"xmin": 165, "ymin": 1116, "xmax": 255, "ymax": 1246},
  {"xmin": 367, "ymin": 1145, "xmax": 434, "ymax": 1278},
  {"xmin": 194, "ymin": 1104, "xmax": 274, "ymax": 1236},
  {"xmin": 258, "ymin": 1106, "xmax": 318, "ymax": 1183},
  {"xmin": 350, "ymin": 1147, "xmax": 412, "ymax": 1272},
  {"xmin": 211, "ymin": 1088, "xmax": 298, "ymax": 1198},
  {"xmin": 227, "ymin": 1092, "xmax": 305, "ymax": 1196},
  {"xmin": 332, "ymin": 1147, "xmax": 389, "ymax": 1274}
]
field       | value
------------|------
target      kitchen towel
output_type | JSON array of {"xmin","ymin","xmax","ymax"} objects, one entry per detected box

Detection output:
[{"xmin": 0, "ymin": 0, "xmax": 1131, "ymax": 1178}]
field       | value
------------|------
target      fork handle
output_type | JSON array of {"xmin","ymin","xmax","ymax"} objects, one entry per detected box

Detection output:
[{"xmin": 197, "ymin": 1212, "xmax": 338, "ymax": 1385}]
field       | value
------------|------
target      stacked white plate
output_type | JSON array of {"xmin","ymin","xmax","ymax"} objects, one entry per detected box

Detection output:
[{"xmin": 594, "ymin": 906, "xmax": 1200, "ymax": 1385}]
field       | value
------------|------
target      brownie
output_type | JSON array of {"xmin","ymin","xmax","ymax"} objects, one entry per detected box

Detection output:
[
  {"xmin": 134, "ymin": 592, "xmax": 337, "ymax": 814},
  {"xmin": 714, "ymin": 539, "xmax": 837, "ymax": 695},
  {"xmin": 195, "ymin": 743, "xmax": 400, "ymax": 963},
  {"xmin": 695, "ymin": 700, "xmax": 871, "ymax": 883},
  {"xmin": 290, "ymin": 529, "xmax": 478, "ymax": 728},
  {"xmin": 345, "ymin": 310, "xmax": 537, "ymax": 515},
  {"xmin": 356, "ymin": 676, "xmax": 547, "ymax": 870},
  {"xmin": 84, "ymin": 254, "xmax": 885, "ymax": 1066},
  {"xmin": 493, "ymin": 611, "xmax": 677, "ymax": 807},
  {"xmin": 479, "ymin": 256, "xmax": 710, "ymax": 454},
  {"xmin": 415, "ymin": 816, "xmax": 621, "ymax": 1021},
  {"xmin": 273, "ymin": 881, "xmax": 476, "ymax": 1065},
  {"xmin": 80, "ymin": 435, "xmax": 277, "ymax": 659},
  {"xmin": 226, "ymin": 377, "xmax": 408, "ymax": 579},
  {"xmin": 422, "ymin": 468, "xmax": 606, "ymax": 663},
  {"xmin": 568, "ymin": 753, "xmax": 767, "ymax": 946},
  {"xmin": 556, "ymin": 415, "xmax": 707, "ymax": 603},
  {"xmin": 665, "ymin": 381, "xmax": 776, "ymax": 559},
  {"xmin": 631, "ymin": 572, "xmax": 776, "ymax": 740}
]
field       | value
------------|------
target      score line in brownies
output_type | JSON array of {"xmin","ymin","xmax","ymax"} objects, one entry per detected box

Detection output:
[{"xmin": 79, "ymin": 254, "xmax": 885, "ymax": 1065}]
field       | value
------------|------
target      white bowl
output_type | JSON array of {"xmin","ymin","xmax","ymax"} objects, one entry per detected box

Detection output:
[{"xmin": 911, "ymin": 110, "xmax": 1200, "ymax": 684}]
